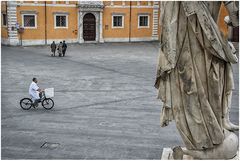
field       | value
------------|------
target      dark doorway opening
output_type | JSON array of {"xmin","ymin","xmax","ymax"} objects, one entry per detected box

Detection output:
[{"xmin": 83, "ymin": 13, "xmax": 96, "ymax": 41}]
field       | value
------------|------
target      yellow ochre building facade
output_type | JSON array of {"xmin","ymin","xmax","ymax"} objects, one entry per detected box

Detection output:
[{"xmin": 1, "ymin": 1, "xmax": 229, "ymax": 46}]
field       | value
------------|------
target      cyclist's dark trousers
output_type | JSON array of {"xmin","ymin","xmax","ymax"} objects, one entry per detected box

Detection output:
[
  {"xmin": 33, "ymin": 99, "xmax": 41, "ymax": 106},
  {"xmin": 39, "ymin": 92, "xmax": 42, "ymax": 99},
  {"xmin": 34, "ymin": 93, "xmax": 42, "ymax": 106}
]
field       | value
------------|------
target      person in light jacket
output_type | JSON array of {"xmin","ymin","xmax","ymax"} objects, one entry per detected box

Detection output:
[{"xmin": 57, "ymin": 42, "xmax": 63, "ymax": 57}]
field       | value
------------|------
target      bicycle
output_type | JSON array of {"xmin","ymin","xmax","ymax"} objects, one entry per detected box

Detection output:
[{"xmin": 20, "ymin": 89, "xmax": 54, "ymax": 110}]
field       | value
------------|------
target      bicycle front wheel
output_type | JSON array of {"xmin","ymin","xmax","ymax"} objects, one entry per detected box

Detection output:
[
  {"xmin": 20, "ymin": 98, "xmax": 33, "ymax": 110},
  {"xmin": 42, "ymin": 98, "xmax": 54, "ymax": 110}
]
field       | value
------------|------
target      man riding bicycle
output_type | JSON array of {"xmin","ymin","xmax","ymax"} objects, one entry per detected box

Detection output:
[{"xmin": 29, "ymin": 78, "xmax": 44, "ymax": 107}]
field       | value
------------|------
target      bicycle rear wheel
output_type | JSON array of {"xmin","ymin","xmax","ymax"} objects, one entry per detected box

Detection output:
[
  {"xmin": 20, "ymin": 98, "xmax": 33, "ymax": 110},
  {"xmin": 42, "ymin": 98, "xmax": 54, "ymax": 110}
]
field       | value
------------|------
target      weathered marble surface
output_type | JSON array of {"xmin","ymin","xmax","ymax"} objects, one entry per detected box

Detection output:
[
  {"xmin": 161, "ymin": 148, "xmax": 239, "ymax": 160},
  {"xmin": 155, "ymin": 1, "xmax": 239, "ymax": 159}
]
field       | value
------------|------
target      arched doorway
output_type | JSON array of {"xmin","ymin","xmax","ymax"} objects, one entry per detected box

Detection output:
[{"xmin": 83, "ymin": 13, "xmax": 96, "ymax": 41}]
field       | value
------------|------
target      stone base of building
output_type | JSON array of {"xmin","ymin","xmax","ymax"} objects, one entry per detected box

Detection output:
[
  {"xmin": 2, "ymin": 37, "xmax": 159, "ymax": 46},
  {"xmin": 1, "ymin": 39, "xmax": 79, "ymax": 46},
  {"xmin": 2, "ymin": 38, "xmax": 20, "ymax": 46},
  {"xmin": 1, "ymin": 38, "xmax": 10, "ymax": 45},
  {"xmin": 104, "ymin": 37, "xmax": 158, "ymax": 42},
  {"xmin": 23, "ymin": 39, "xmax": 78, "ymax": 46},
  {"xmin": 161, "ymin": 148, "xmax": 239, "ymax": 160}
]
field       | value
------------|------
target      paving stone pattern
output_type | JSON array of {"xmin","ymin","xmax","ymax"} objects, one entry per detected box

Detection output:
[{"xmin": 1, "ymin": 42, "xmax": 239, "ymax": 159}]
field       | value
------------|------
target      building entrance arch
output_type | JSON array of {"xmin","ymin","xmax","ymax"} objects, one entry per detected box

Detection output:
[{"xmin": 83, "ymin": 13, "xmax": 96, "ymax": 41}]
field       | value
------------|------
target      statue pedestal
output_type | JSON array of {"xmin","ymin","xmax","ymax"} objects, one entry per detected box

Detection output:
[{"xmin": 161, "ymin": 148, "xmax": 239, "ymax": 160}]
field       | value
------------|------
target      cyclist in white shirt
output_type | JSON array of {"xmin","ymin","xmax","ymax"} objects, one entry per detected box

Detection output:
[{"xmin": 29, "ymin": 78, "xmax": 43, "ymax": 107}]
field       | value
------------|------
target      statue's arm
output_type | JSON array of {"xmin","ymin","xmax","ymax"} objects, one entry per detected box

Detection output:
[{"xmin": 223, "ymin": 1, "xmax": 239, "ymax": 27}]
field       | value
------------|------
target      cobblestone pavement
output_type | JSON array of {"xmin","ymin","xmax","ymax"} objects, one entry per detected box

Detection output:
[{"xmin": 1, "ymin": 42, "xmax": 239, "ymax": 159}]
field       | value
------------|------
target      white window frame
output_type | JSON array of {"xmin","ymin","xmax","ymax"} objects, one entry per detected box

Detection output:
[
  {"xmin": 138, "ymin": 15, "xmax": 149, "ymax": 28},
  {"xmin": 54, "ymin": 14, "xmax": 68, "ymax": 29},
  {"xmin": 22, "ymin": 14, "xmax": 37, "ymax": 29},
  {"xmin": 112, "ymin": 15, "xmax": 124, "ymax": 28},
  {"xmin": 2, "ymin": 13, "xmax": 7, "ymax": 27}
]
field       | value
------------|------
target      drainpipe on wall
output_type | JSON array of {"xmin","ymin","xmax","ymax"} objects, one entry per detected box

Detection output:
[
  {"xmin": 129, "ymin": 1, "xmax": 131, "ymax": 42},
  {"xmin": 45, "ymin": 1, "xmax": 47, "ymax": 45}
]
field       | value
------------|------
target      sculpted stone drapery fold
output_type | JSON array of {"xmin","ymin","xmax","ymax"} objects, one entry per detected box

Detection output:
[{"xmin": 155, "ymin": 1, "xmax": 239, "ymax": 159}]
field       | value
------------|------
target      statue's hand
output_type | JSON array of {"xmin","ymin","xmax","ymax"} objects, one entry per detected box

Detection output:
[
  {"xmin": 224, "ymin": 1, "xmax": 239, "ymax": 27},
  {"xmin": 226, "ymin": 41, "xmax": 238, "ymax": 63},
  {"xmin": 228, "ymin": 41, "xmax": 237, "ymax": 54},
  {"xmin": 224, "ymin": 16, "xmax": 239, "ymax": 27},
  {"xmin": 224, "ymin": 16, "xmax": 233, "ymax": 26}
]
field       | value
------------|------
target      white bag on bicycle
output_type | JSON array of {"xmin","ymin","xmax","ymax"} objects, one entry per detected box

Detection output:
[{"xmin": 45, "ymin": 88, "xmax": 54, "ymax": 98}]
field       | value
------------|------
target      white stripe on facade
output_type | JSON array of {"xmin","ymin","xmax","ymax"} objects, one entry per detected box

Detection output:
[
  {"xmin": 12, "ymin": 37, "xmax": 158, "ymax": 46},
  {"xmin": 105, "ymin": 5, "xmax": 159, "ymax": 9},
  {"xmin": 20, "ymin": 39, "xmax": 78, "ymax": 46},
  {"xmin": 16, "ymin": 3, "xmax": 77, "ymax": 7},
  {"xmin": 17, "ymin": 3, "xmax": 159, "ymax": 8}
]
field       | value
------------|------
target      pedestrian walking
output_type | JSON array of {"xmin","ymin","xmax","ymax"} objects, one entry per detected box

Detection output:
[
  {"xmin": 57, "ymin": 42, "xmax": 63, "ymax": 57},
  {"xmin": 62, "ymin": 40, "xmax": 67, "ymax": 57},
  {"xmin": 50, "ymin": 41, "xmax": 56, "ymax": 56}
]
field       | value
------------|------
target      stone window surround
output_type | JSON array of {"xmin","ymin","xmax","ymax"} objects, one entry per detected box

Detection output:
[
  {"xmin": 22, "ymin": 13, "xmax": 37, "ymax": 29},
  {"xmin": 138, "ymin": 14, "xmax": 150, "ymax": 28},
  {"xmin": 112, "ymin": 14, "xmax": 125, "ymax": 28},
  {"xmin": 54, "ymin": 13, "xmax": 68, "ymax": 29}
]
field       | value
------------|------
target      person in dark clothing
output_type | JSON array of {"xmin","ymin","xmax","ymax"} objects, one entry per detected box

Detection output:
[
  {"xmin": 50, "ymin": 41, "xmax": 56, "ymax": 57},
  {"xmin": 62, "ymin": 40, "xmax": 67, "ymax": 57}
]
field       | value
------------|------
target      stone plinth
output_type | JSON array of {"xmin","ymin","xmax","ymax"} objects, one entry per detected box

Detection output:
[{"xmin": 161, "ymin": 148, "xmax": 239, "ymax": 160}]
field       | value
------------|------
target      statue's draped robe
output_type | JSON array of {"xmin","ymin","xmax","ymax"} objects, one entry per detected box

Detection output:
[{"xmin": 155, "ymin": 2, "xmax": 238, "ymax": 150}]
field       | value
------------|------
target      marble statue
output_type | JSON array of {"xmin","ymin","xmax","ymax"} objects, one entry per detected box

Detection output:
[{"xmin": 155, "ymin": 1, "xmax": 239, "ymax": 159}]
